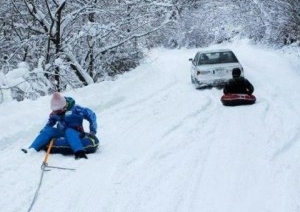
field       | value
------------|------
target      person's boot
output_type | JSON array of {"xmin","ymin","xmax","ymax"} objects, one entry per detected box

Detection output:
[
  {"xmin": 21, "ymin": 148, "xmax": 37, "ymax": 155},
  {"xmin": 75, "ymin": 150, "xmax": 88, "ymax": 160}
]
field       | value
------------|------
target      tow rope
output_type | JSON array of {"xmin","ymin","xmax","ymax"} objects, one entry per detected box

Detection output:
[{"xmin": 27, "ymin": 139, "xmax": 75, "ymax": 212}]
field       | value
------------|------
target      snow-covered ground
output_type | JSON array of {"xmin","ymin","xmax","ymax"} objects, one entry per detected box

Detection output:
[{"xmin": 1, "ymin": 40, "xmax": 300, "ymax": 212}]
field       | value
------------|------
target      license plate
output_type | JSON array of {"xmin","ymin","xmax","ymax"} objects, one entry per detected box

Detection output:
[{"xmin": 213, "ymin": 68, "xmax": 225, "ymax": 75}]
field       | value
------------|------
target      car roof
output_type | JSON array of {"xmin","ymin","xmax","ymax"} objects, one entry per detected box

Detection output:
[{"xmin": 197, "ymin": 49, "xmax": 233, "ymax": 54}]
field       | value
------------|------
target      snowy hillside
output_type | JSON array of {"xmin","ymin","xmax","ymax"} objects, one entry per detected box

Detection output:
[{"xmin": 1, "ymin": 40, "xmax": 300, "ymax": 212}]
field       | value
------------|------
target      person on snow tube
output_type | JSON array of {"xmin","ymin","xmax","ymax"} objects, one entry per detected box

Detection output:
[
  {"xmin": 45, "ymin": 132, "xmax": 99, "ymax": 155},
  {"xmin": 24, "ymin": 92, "xmax": 98, "ymax": 160},
  {"xmin": 223, "ymin": 68, "xmax": 254, "ymax": 95}
]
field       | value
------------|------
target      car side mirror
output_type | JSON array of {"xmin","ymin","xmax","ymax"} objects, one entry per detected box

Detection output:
[{"xmin": 189, "ymin": 58, "xmax": 197, "ymax": 65}]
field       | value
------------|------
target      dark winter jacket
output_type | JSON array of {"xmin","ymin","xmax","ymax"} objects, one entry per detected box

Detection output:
[
  {"xmin": 223, "ymin": 77, "xmax": 254, "ymax": 95},
  {"xmin": 45, "ymin": 97, "xmax": 97, "ymax": 134}
]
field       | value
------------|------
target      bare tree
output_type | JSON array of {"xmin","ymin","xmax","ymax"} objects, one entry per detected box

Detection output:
[{"xmin": 7, "ymin": 0, "xmax": 173, "ymax": 91}]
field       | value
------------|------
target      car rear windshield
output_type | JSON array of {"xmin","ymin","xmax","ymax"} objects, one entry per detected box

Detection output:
[{"xmin": 197, "ymin": 51, "xmax": 238, "ymax": 65}]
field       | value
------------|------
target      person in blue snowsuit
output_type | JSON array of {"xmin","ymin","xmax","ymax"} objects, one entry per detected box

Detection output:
[{"xmin": 27, "ymin": 92, "xmax": 97, "ymax": 160}]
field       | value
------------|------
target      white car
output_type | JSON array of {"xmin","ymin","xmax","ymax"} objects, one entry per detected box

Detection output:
[{"xmin": 189, "ymin": 49, "xmax": 244, "ymax": 89}]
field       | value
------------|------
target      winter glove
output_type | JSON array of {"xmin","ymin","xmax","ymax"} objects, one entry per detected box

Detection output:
[{"xmin": 50, "ymin": 113, "xmax": 60, "ymax": 121}]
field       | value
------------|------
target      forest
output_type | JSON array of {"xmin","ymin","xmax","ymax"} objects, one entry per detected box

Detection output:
[{"xmin": 0, "ymin": 0, "xmax": 299, "ymax": 102}]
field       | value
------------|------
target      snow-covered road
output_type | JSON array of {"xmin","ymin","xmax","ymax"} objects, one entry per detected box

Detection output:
[{"xmin": 1, "ymin": 41, "xmax": 300, "ymax": 212}]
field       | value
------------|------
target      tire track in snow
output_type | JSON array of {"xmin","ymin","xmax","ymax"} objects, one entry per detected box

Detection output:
[{"xmin": 100, "ymin": 87, "xmax": 222, "ymax": 211}]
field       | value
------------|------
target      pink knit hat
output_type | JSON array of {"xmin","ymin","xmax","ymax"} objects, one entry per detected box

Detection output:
[{"xmin": 50, "ymin": 92, "xmax": 66, "ymax": 111}]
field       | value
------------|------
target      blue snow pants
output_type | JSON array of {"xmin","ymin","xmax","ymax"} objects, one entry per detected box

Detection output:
[{"xmin": 29, "ymin": 126, "xmax": 84, "ymax": 153}]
